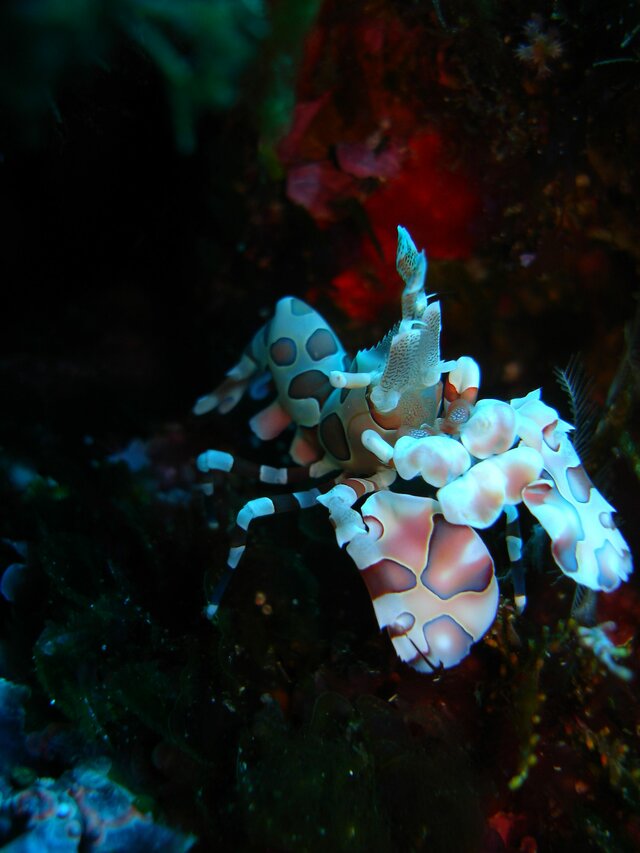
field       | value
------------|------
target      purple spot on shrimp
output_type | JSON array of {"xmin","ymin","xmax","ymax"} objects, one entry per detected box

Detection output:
[
  {"xmin": 388, "ymin": 611, "xmax": 415, "ymax": 637},
  {"xmin": 360, "ymin": 559, "xmax": 417, "ymax": 600},
  {"xmin": 423, "ymin": 615, "xmax": 473, "ymax": 669},
  {"xmin": 270, "ymin": 337, "xmax": 297, "ymax": 366},
  {"xmin": 288, "ymin": 370, "xmax": 332, "ymax": 407},
  {"xmin": 599, "ymin": 511, "xmax": 616, "ymax": 530},
  {"xmin": 566, "ymin": 465, "xmax": 593, "ymax": 504},
  {"xmin": 319, "ymin": 412, "xmax": 350, "ymax": 461},
  {"xmin": 306, "ymin": 328, "xmax": 339, "ymax": 361}
]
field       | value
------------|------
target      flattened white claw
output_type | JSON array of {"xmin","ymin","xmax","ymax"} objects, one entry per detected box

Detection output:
[
  {"xmin": 317, "ymin": 485, "xmax": 367, "ymax": 546},
  {"xmin": 393, "ymin": 434, "xmax": 471, "ymax": 487},
  {"xmin": 437, "ymin": 459, "xmax": 507, "ymax": 528},
  {"xmin": 460, "ymin": 399, "xmax": 517, "ymax": 458},
  {"xmin": 437, "ymin": 446, "xmax": 544, "ymax": 528},
  {"xmin": 334, "ymin": 513, "xmax": 368, "ymax": 548}
]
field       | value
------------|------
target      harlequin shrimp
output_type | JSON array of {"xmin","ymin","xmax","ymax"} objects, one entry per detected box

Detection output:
[{"xmin": 194, "ymin": 227, "xmax": 633, "ymax": 673}]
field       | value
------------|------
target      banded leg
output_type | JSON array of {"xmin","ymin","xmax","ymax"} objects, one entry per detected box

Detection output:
[
  {"xmin": 317, "ymin": 469, "xmax": 397, "ymax": 547},
  {"xmin": 205, "ymin": 486, "xmax": 323, "ymax": 619},
  {"xmin": 504, "ymin": 505, "xmax": 526, "ymax": 612},
  {"xmin": 197, "ymin": 448, "xmax": 337, "ymax": 487}
]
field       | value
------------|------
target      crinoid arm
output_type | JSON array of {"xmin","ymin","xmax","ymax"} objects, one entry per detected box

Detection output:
[{"xmin": 553, "ymin": 353, "xmax": 596, "ymax": 461}]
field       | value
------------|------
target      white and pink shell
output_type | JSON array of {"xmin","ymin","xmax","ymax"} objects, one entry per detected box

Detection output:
[{"xmin": 346, "ymin": 491, "xmax": 498, "ymax": 671}]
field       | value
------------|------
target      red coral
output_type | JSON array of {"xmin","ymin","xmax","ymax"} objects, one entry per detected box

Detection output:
[
  {"xmin": 365, "ymin": 131, "xmax": 480, "ymax": 261},
  {"xmin": 486, "ymin": 811, "xmax": 538, "ymax": 852},
  {"xmin": 276, "ymin": 3, "xmax": 482, "ymax": 320},
  {"xmin": 329, "ymin": 132, "xmax": 480, "ymax": 320}
]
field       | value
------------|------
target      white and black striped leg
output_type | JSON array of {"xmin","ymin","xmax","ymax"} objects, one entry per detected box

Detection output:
[
  {"xmin": 504, "ymin": 505, "xmax": 526, "ymax": 613},
  {"xmin": 197, "ymin": 449, "xmax": 335, "ymax": 487},
  {"xmin": 204, "ymin": 487, "xmax": 322, "ymax": 620}
]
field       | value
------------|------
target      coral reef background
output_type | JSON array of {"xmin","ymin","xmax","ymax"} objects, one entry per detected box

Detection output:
[{"xmin": 1, "ymin": 1, "xmax": 639, "ymax": 850}]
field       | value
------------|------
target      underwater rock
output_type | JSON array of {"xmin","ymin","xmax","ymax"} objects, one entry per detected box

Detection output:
[
  {"xmin": 0, "ymin": 679, "xmax": 195, "ymax": 853},
  {"xmin": 0, "ymin": 763, "xmax": 196, "ymax": 852}
]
